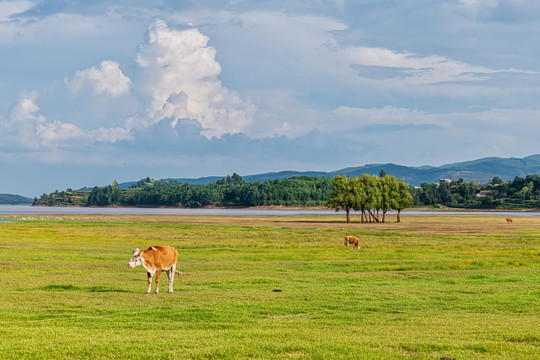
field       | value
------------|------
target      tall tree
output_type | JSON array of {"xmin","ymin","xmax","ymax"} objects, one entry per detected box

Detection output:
[
  {"xmin": 360, "ymin": 174, "xmax": 381, "ymax": 222},
  {"xmin": 395, "ymin": 180, "xmax": 413, "ymax": 222},
  {"xmin": 326, "ymin": 175, "xmax": 360, "ymax": 223},
  {"xmin": 380, "ymin": 175, "xmax": 399, "ymax": 223}
]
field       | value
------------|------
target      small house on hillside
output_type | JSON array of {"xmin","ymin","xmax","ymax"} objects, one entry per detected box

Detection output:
[
  {"xmin": 439, "ymin": 179, "xmax": 452, "ymax": 185},
  {"xmin": 476, "ymin": 190, "xmax": 494, "ymax": 198}
]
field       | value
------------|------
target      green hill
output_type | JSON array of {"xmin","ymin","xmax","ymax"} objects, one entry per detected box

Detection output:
[
  {"xmin": 328, "ymin": 154, "xmax": 540, "ymax": 185},
  {"xmin": 157, "ymin": 154, "xmax": 540, "ymax": 187},
  {"xmin": 76, "ymin": 154, "xmax": 540, "ymax": 189},
  {"xmin": 0, "ymin": 194, "xmax": 33, "ymax": 205}
]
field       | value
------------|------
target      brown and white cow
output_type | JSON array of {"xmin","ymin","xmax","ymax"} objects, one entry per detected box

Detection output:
[
  {"xmin": 128, "ymin": 246, "xmax": 187, "ymax": 294},
  {"xmin": 344, "ymin": 235, "xmax": 360, "ymax": 249}
]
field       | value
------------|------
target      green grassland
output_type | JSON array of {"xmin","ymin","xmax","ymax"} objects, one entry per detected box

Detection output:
[{"xmin": 0, "ymin": 214, "xmax": 538, "ymax": 359}]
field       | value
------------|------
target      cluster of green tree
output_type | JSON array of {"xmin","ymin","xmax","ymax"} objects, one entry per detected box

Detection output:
[
  {"xmin": 129, "ymin": 177, "xmax": 184, "ymax": 189},
  {"xmin": 326, "ymin": 172, "xmax": 413, "ymax": 223},
  {"xmin": 35, "ymin": 188, "xmax": 88, "ymax": 206},
  {"xmin": 124, "ymin": 175, "xmax": 332, "ymax": 208},
  {"xmin": 87, "ymin": 181, "xmax": 122, "ymax": 206},
  {"xmin": 409, "ymin": 174, "xmax": 540, "ymax": 209},
  {"xmin": 34, "ymin": 174, "xmax": 333, "ymax": 208}
]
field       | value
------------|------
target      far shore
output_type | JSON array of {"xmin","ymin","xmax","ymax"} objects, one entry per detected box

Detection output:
[{"xmin": 19, "ymin": 203, "xmax": 540, "ymax": 212}]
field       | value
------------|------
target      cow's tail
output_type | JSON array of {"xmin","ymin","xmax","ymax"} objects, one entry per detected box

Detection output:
[{"xmin": 174, "ymin": 270, "xmax": 189, "ymax": 276}]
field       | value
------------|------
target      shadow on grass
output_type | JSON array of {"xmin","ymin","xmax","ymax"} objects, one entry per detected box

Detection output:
[{"xmin": 39, "ymin": 284, "xmax": 129, "ymax": 293}]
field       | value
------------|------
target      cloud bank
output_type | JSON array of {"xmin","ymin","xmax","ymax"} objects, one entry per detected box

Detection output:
[{"xmin": 0, "ymin": 94, "xmax": 133, "ymax": 151}]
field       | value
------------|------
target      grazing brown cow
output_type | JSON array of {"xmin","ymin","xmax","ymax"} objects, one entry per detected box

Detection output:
[
  {"xmin": 506, "ymin": 218, "xmax": 513, "ymax": 223},
  {"xmin": 344, "ymin": 235, "xmax": 360, "ymax": 249},
  {"xmin": 128, "ymin": 246, "xmax": 187, "ymax": 294}
]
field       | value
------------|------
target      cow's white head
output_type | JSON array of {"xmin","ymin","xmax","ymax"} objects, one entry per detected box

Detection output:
[{"xmin": 128, "ymin": 248, "xmax": 143, "ymax": 269}]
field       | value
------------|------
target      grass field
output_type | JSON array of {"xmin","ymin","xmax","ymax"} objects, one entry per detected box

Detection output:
[{"xmin": 0, "ymin": 213, "xmax": 538, "ymax": 359}]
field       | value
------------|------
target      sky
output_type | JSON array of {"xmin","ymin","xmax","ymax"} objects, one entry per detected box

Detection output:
[{"xmin": 1, "ymin": 0, "xmax": 540, "ymax": 198}]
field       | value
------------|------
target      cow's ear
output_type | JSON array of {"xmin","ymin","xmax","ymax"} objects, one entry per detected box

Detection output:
[{"xmin": 134, "ymin": 248, "xmax": 140, "ymax": 255}]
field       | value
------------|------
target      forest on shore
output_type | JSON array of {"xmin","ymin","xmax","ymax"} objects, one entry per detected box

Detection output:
[{"xmin": 33, "ymin": 172, "xmax": 540, "ymax": 211}]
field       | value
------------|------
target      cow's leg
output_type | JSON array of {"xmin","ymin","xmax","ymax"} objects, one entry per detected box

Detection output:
[
  {"xmin": 168, "ymin": 266, "xmax": 175, "ymax": 293},
  {"xmin": 146, "ymin": 272, "xmax": 152, "ymax": 294},
  {"xmin": 155, "ymin": 269, "xmax": 161, "ymax": 294}
]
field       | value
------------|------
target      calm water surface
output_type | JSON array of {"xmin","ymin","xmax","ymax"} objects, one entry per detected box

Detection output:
[{"xmin": 0, "ymin": 205, "xmax": 538, "ymax": 217}]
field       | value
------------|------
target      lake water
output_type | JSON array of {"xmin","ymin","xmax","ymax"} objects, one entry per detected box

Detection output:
[{"xmin": 0, "ymin": 205, "xmax": 538, "ymax": 217}]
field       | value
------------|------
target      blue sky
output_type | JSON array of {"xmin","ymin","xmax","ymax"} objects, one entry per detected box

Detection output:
[{"xmin": 1, "ymin": 0, "xmax": 539, "ymax": 197}]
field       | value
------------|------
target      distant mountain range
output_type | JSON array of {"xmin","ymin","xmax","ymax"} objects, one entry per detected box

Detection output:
[
  {"xmin": 113, "ymin": 154, "xmax": 540, "ymax": 189},
  {"xmin": 5, "ymin": 155, "xmax": 537, "ymax": 203},
  {"xmin": 0, "ymin": 194, "xmax": 33, "ymax": 205}
]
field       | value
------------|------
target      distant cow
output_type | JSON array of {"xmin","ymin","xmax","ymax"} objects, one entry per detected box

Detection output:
[
  {"xmin": 128, "ymin": 246, "xmax": 187, "ymax": 294},
  {"xmin": 506, "ymin": 218, "xmax": 513, "ymax": 223},
  {"xmin": 344, "ymin": 235, "xmax": 360, "ymax": 249}
]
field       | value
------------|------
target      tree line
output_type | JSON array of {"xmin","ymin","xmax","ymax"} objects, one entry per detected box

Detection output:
[
  {"xmin": 35, "ymin": 175, "xmax": 333, "ymax": 208},
  {"xmin": 34, "ymin": 173, "xmax": 540, "ymax": 213},
  {"xmin": 409, "ymin": 174, "xmax": 540, "ymax": 209}
]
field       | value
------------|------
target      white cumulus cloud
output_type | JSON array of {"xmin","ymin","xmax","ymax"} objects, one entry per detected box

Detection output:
[
  {"xmin": 0, "ymin": 94, "xmax": 133, "ymax": 150},
  {"xmin": 0, "ymin": 94, "xmax": 45, "ymax": 150},
  {"xmin": 66, "ymin": 60, "xmax": 131, "ymax": 97},
  {"xmin": 136, "ymin": 19, "xmax": 256, "ymax": 138}
]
